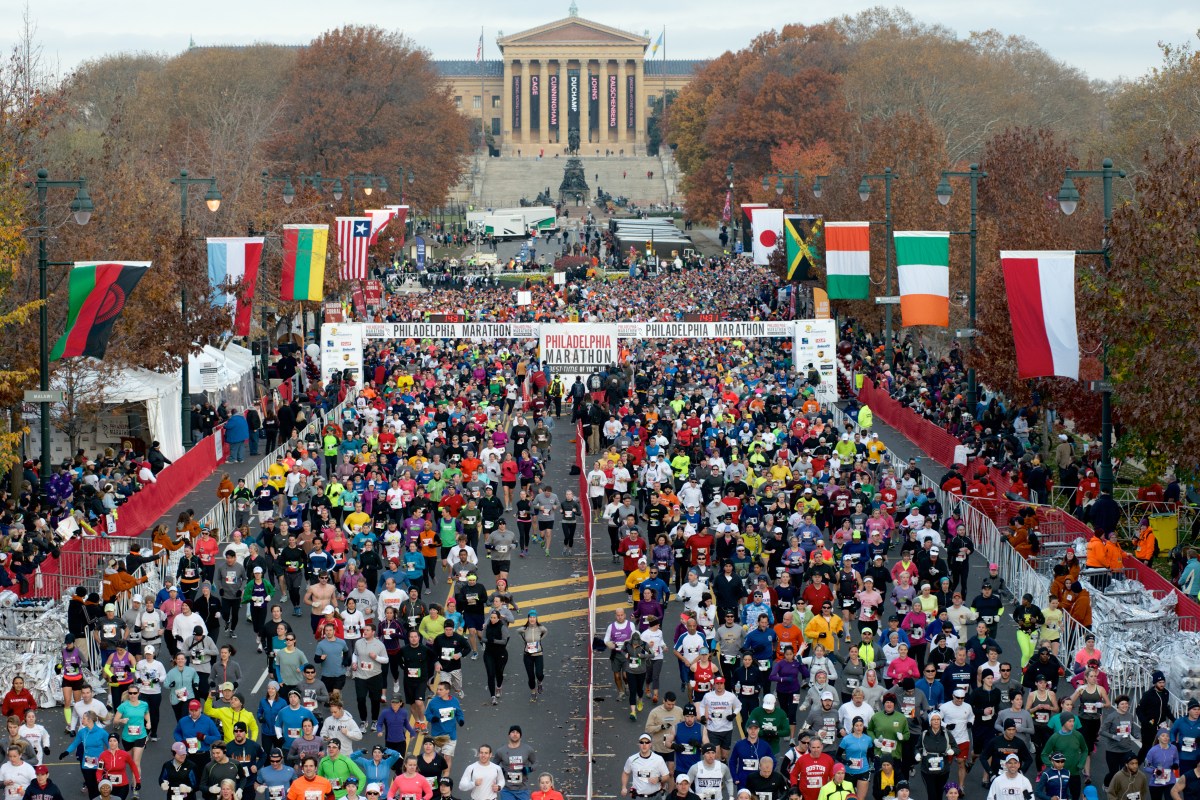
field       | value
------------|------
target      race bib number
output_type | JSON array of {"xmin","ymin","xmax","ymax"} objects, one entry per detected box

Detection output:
[
  {"xmin": 849, "ymin": 757, "xmax": 864, "ymax": 770},
  {"xmin": 743, "ymin": 759, "xmax": 758, "ymax": 772},
  {"xmin": 225, "ymin": 573, "xmax": 236, "ymax": 584},
  {"xmin": 808, "ymin": 777, "xmax": 823, "ymax": 789},
  {"xmin": 526, "ymin": 641, "xmax": 541, "ymax": 654},
  {"xmin": 442, "ymin": 647, "xmax": 456, "ymax": 660},
  {"xmin": 103, "ymin": 624, "xmax": 117, "ymax": 638},
  {"xmin": 1083, "ymin": 702, "xmax": 1100, "ymax": 715},
  {"xmin": 439, "ymin": 707, "xmax": 454, "ymax": 722},
  {"xmin": 927, "ymin": 756, "xmax": 943, "ymax": 771},
  {"xmin": 1034, "ymin": 711, "xmax": 1050, "ymax": 724},
  {"xmin": 507, "ymin": 772, "xmax": 522, "ymax": 783},
  {"xmin": 186, "ymin": 737, "xmax": 199, "ymax": 753},
  {"xmin": 880, "ymin": 738, "xmax": 896, "ymax": 753},
  {"xmin": 287, "ymin": 727, "xmax": 300, "ymax": 739},
  {"xmin": 175, "ymin": 688, "xmax": 189, "ymax": 701},
  {"xmin": 757, "ymin": 659, "xmax": 771, "ymax": 671},
  {"xmin": 407, "ymin": 667, "xmax": 421, "ymax": 678},
  {"xmin": 1184, "ymin": 737, "xmax": 1196, "ymax": 753},
  {"xmin": 127, "ymin": 724, "xmax": 142, "ymax": 736},
  {"xmin": 83, "ymin": 756, "xmax": 99, "ymax": 769}
]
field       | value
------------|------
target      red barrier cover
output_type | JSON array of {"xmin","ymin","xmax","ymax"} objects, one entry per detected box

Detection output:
[{"xmin": 113, "ymin": 426, "xmax": 229, "ymax": 538}]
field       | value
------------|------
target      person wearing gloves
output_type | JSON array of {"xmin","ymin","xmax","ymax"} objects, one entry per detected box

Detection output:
[
  {"xmin": 687, "ymin": 743, "xmax": 735, "ymax": 800},
  {"xmin": 203, "ymin": 693, "xmax": 258, "ymax": 743},
  {"xmin": 747, "ymin": 694, "xmax": 791, "ymax": 755},
  {"xmin": 986, "ymin": 754, "xmax": 1033, "ymax": 800},
  {"xmin": 458, "ymin": 745, "xmax": 505, "ymax": 800},
  {"xmin": 159, "ymin": 742, "xmax": 198, "ymax": 800},
  {"xmin": 1100, "ymin": 695, "xmax": 1143, "ymax": 788},
  {"xmin": 317, "ymin": 739, "xmax": 366, "ymax": 799},
  {"xmin": 1171, "ymin": 700, "xmax": 1200, "ymax": 776},
  {"xmin": 254, "ymin": 747, "xmax": 296, "ymax": 800},
  {"xmin": 938, "ymin": 690, "xmax": 975, "ymax": 791},
  {"xmin": 1107, "ymin": 753, "xmax": 1150, "ymax": 800},
  {"xmin": 728, "ymin": 720, "xmax": 773, "ymax": 790},
  {"xmin": 213, "ymin": 550, "xmax": 247, "ymax": 639},
  {"xmin": 273, "ymin": 691, "xmax": 318, "ymax": 749},
  {"xmin": 866, "ymin": 693, "xmax": 910, "ymax": 772},
  {"xmin": 320, "ymin": 697, "xmax": 364, "ymax": 752},
  {"xmin": 916, "ymin": 710, "xmax": 956, "ymax": 800},
  {"xmin": 60, "ymin": 711, "xmax": 110, "ymax": 798},
  {"xmin": 173, "ymin": 699, "xmax": 223, "ymax": 772},
  {"xmin": 1143, "ymin": 728, "xmax": 1179, "ymax": 800},
  {"xmin": 1033, "ymin": 752, "xmax": 1073, "ymax": 800},
  {"xmin": 1041, "ymin": 717, "xmax": 1088, "ymax": 800},
  {"xmin": 198, "ymin": 741, "xmax": 240, "ymax": 797}
]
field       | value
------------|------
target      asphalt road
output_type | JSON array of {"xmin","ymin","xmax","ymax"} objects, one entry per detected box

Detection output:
[{"xmin": 45, "ymin": 415, "xmax": 596, "ymax": 797}]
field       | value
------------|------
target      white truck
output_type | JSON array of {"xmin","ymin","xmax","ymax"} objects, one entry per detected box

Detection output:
[
  {"xmin": 482, "ymin": 213, "xmax": 526, "ymax": 239},
  {"xmin": 480, "ymin": 206, "xmax": 558, "ymax": 239}
]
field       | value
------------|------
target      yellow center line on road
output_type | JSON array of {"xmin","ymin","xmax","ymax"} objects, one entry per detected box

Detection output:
[
  {"xmin": 516, "ymin": 583, "xmax": 627, "ymax": 609},
  {"xmin": 510, "ymin": 599, "xmax": 630, "ymax": 626},
  {"xmin": 508, "ymin": 569, "xmax": 625, "ymax": 593}
]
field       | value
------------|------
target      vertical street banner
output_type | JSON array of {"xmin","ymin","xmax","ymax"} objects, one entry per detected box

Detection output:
[
  {"xmin": 415, "ymin": 236, "xmax": 427, "ymax": 272},
  {"xmin": 589, "ymin": 72, "xmax": 599, "ymax": 132},
  {"xmin": 512, "ymin": 73, "xmax": 521, "ymax": 131},
  {"xmin": 609, "ymin": 74, "xmax": 618, "ymax": 129},
  {"xmin": 567, "ymin": 69, "xmax": 580, "ymax": 135},
  {"xmin": 549, "ymin": 73, "xmax": 559, "ymax": 133},
  {"xmin": 793, "ymin": 318, "xmax": 839, "ymax": 404},
  {"xmin": 530, "ymin": 75, "xmax": 540, "ymax": 132},
  {"xmin": 539, "ymin": 323, "xmax": 619, "ymax": 387},
  {"xmin": 626, "ymin": 74, "xmax": 635, "ymax": 129}
]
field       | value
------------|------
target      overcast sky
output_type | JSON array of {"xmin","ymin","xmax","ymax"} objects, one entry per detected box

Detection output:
[{"xmin": 4, "ymin": 0, "xmax": 1197, "ymax": 83}]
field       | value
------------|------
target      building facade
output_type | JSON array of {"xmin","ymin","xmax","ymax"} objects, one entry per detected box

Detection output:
[{"xmin": 436, "ymin": 13, "xmax": 703, "ymax": 156}]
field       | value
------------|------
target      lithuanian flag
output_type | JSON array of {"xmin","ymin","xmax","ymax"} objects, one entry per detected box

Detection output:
[
  {"xmin": 281, "ymin": 224, "xmax": 328, "ymax": 301},
  {"xmin": 51, "ymin": 262, "xmax": 150, "ymax": 360}
]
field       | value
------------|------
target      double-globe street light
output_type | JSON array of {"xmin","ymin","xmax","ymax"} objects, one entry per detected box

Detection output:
[
  {"xmin": 935, "ymin": 164, "xmax": 987, "ymax": 412},
  {"xmin": 30, "ymin": 169, "xmax": 94, "ymax": 506},
  {"xmin": 761, "ymin": 170, "xmax": 828, "ymax": 211},
  {"xmin": 1057, "ymin": 157, "xmax": 1125, "ymax": 495},
  {"xmin": 171, "ymin": 169, "xmax": 222, "ymax": 449}
]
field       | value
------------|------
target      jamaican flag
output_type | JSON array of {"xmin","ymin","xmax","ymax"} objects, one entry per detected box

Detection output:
[
  {"xmin": 785, "ymin": 214, "xmax": 822, "ymax": 281},
  {"xmin": 51, "ymin": 262, "xmax": 150, "ymax": 360}
]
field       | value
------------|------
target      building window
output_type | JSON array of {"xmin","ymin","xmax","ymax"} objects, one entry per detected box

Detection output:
[
  {"xmin": 648, "ymin": 94, "xmax": 657, "ymax": 107},
  {"xmin": 473, "ymin": 96, "xmax": 482, "ymax": 110},
  {"xmin": 492, "ymin": 95, "xmax": 501, "ymax": 109},
  {"xmin": 454, "ymin": 96, "xmax": 462, "ymax": 110},
  {"xmin": 491, "ymin": 118, "xmax": 500, "ymax": 136}
]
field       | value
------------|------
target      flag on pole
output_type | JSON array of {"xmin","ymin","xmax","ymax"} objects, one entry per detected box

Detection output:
[
  {"xmin": 784, "ymin": 214, "xmax": 822, "ymax": 281},
  {"xmin": 336, "ymin": 216, "xmax": 372, "ymax": 281},
  {"xmin": 1001, "ymin": 251, "xmax": 1080, "ymax": 379},
  {"xmin": 721, "ymin": 190, "xmax": 732, "ymax": 223},
  {"xmin": 650, "ymin": 29, "xmax": 664, "ymax": 57},
  {"xmin": 50, "ymin": 262, "xmax": 150, "ymax": 360},
  {"xmin": 206, "ymin": 237, "xmax": 264, "ymax": 336},
  {"xmin": 894, "ymin": 231, "xmax": 950, "ymax": 326},
  {"xmin": 280, "ymin": 224, "xmax": 327, "ymax": 301},
  {"xmin": 385, "ymin": 205, "xmax": 409, "ymax": 247},
  {"xmin": 363, "ymin": 209, "xmax": 396, "ymax": 246},
  {"xmin": 824, "ymin": 221, "xmax": 871, "ymax": 299},
  {"xmin": 750, "ymin": 208, "xmax": 784, "ymax": 266},
  {"xmin": 476, "ymin": 31, "xmax": 484, "ymax": 63}
]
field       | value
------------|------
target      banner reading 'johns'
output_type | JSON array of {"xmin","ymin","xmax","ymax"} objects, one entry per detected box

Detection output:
[{"xmin": 588, "ymin": 72, "xmax": 599, "ymax": 131}]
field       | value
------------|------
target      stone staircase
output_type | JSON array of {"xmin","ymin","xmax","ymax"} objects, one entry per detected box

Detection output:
[{"xmin": 475, "ymin": 154, "xmax": 671, "ymax": 208}]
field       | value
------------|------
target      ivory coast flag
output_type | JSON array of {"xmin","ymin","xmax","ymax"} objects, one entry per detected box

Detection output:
[
  {"xmin": 824, "ymin": 221, "xmax": 870, "ymax": 299},
  {"xmin": 894, "ymin": 231, "xmax": 950, "ymax": 327},
  {"xmin": 280, "ymin": 224, "xmax": 328, "ymax": 302}
]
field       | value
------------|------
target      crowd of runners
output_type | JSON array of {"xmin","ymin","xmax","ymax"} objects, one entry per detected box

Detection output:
[{"xmin": 3, "ymin": 256, "xmax": 1192, "ymax": 800}]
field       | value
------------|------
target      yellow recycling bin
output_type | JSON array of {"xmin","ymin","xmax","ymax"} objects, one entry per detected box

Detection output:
[{"xmin": 1151, "ymin": 513, "xmax": 1179, "ymax": 551}]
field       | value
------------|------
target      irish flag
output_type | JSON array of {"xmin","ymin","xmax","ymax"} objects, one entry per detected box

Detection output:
[
  {"xmin": 206, "ymin": 237, "xmax": 264, "ymax": 336},
  {"xmin": 1001, "ymin": 251, "xmax": 1080, "ymax": 379},
  {"xmin": 280, "ymin": 224, "xmax": 328, "ymax": 302},
  {"xmin": 824, "ymin": 221, "xmax": 870, "ymax": 299},
  {"xmin": 894, "ymin": 231, "xmax": 950, "ymax": 327},
  {"xmin": 51, "ymin": 262, "xmax": 150, "ymax": 360}
]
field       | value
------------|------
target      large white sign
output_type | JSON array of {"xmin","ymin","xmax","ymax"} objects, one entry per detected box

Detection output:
[
  {"xmin": 616, "ymin": 321, "xmax": 795, "ymax": 339},
  {"xmin": 321, "ymin": 323, "xmax": 364, "ymax": 386},
  {"xmin": 793, "ymin": 318, "xmax": 839, "ymax": 403},
  {"xmin": 540, "ymin": 323, "xmax": 620, "ymax": 386},
  {"xmin": 362, "ymin": 322, "xmax": 540, "ymax": 340}
]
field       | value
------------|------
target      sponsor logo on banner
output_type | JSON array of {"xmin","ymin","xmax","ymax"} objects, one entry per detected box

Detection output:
[
  {"xmin": 793, "ymin": 318, "xmax": 839, "ymax": 403},
  {"xmin": 320, "ymin": 323, "xmax": 364, "ymax": 385}
]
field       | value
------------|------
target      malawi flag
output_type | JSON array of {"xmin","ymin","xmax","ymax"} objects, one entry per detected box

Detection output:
[
  {"xmin": 280, "ymin": 224, "xmax": 327, "ymax": 302},
  {"xmin": 894, "ymin": 231, "xmax": 950, "ymax": 327},
  {"xmin": 50, "ymin": 262, "xmax": 150, "ymax": 360}
]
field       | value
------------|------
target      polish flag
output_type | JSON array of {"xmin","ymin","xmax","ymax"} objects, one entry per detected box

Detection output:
[{"xmin": 1001, "ymin": 251, "xmax": 1079, "ymax": 379}]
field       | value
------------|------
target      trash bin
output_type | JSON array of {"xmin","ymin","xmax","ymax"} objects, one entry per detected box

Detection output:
[{"xmin": 1151, "ymin": 513, "xmax": 1179, "ymax": 551}]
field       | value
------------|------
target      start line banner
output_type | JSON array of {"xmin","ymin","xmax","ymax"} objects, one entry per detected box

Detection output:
[
  {"xmin": 362, "ymin": 322, "xmax": 540, "ymax": 340},
  {"xmin": 617, "ymin": 320, "xmax": 795, "ymax": 339}
]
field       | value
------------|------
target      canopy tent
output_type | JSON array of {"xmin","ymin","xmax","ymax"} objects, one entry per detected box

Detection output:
[
  {"xmin": 45, "ymin": 361, "xmax": 184, "ymax": 461},
  {"xmin": 187, "ymin": 343, "xmax": 257, "ymax": 412}
]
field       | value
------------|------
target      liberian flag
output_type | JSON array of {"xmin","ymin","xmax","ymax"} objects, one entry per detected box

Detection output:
[
  {"xmin": 894, "ymin": 231, "xmax": 950, "ymax": 327},
  {"xmin": 336, "ymin": 216, "xmax": 372, "ymax": 281},
  {"xmin": 51, "ymin": 262, "xmax": 150, "ymax": 360},
  {"xmin": 750, "ymin": 208, "xmax": 784, "ymax": 266},
  {"xmin": 385, "ymin": 204, "xmax": 409, "ymax": 247},
  {"xmin": 206, "ymin": 237, "xmax": 264, "ymax": 336},
  {"xmin": 1001, "ymin": 251, "xmax": 1080, "ymax": 379},
  {"xmin": 824, "ymin": 221, "xmax": 870, "ymax": 299}
]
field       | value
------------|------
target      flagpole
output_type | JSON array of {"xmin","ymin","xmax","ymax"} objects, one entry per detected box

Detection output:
[
  {"xmin": 661, "ymin": 26, "xmax": 667, "ymax": 114},
  {"xmin": 479, "ymin": 27, "xmax": 485, "ymax": 151}
]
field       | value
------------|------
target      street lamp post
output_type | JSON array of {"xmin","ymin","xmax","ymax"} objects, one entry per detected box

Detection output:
[
  {"xmin": 859, "ymin": 168, "xmax": 896, "ymax": 366},
  {"xmin": 344, "ymin": 173, "xmax": 387, "ymax": 214},
  {"xmin": 171, "ymin": 169, "xmax": 222, "ymax": 449},
  {"xmin": 30, "ymin": 169, "xmax": 93, "ymax": 506},
  {"xmin": 725, "ymin": 162, "xmax": 735, "ymax": 250},
  {"xmin": 259, "ymin": 171, "xmax": 295, "ymax": 215},
  {"xmin": 936, "ymin": 163, "xmax": 987, "ymax": 412},
  {"xmin": 1057, "ymin": 157, "xmax": 1125, "ymax": 495}
]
